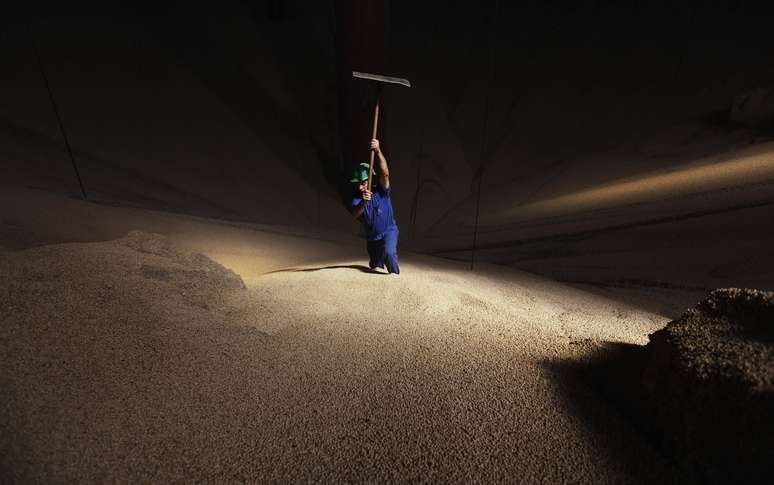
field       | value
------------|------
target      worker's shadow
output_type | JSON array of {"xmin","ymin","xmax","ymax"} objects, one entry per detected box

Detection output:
[{"xmin": 267, "ymin": 265, "xmax": 388, "ymax": 275}]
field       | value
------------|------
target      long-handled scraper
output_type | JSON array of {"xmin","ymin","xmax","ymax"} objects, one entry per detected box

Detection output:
[{"xmin": 352, "ymin": 71, "xmax": 411, "ymax": 191}]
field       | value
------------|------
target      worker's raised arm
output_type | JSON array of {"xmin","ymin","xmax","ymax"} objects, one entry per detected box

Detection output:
[{"xmin": 371, "ymin": 139, "xmax": 390, "ymax": 190}]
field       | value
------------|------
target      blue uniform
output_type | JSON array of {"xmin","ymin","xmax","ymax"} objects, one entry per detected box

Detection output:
[{"xmin": 352, "ymin": 184, "xmax": 400, "ymax": 274}]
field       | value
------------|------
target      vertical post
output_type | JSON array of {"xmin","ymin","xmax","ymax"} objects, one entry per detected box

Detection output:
[
  {"xmin": 335, "ymin": 0, "xmax": 387, "ymax": 201},
  {"xmin": 410, "ymin": 142, "xmax": 424, "ymax": 239},
  {"xmin": 28, "ymin": 22, "xmax": 88, "ymax": 201},
  {"xmin": 471, "ymin": 0, "xmax": 499, "ymax": 271}
]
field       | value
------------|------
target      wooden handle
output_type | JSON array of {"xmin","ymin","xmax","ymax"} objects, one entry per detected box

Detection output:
[{"xmin": 367, "ymin": 87, "xmax": 381, "ymax": 191}]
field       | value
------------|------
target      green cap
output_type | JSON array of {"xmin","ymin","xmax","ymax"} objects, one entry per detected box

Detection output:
[{"xmin": 349, "ymin": 162, "xmax": 374, "ymax": 183}]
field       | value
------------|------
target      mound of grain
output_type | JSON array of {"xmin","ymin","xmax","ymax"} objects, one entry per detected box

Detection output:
[
  {"xmin": 642, "ymin": 288, "xmax": 774, "ymax": 484},
  {"xmin": 0, "ymin": 231, "xmax": 267, "ymax": 483}
]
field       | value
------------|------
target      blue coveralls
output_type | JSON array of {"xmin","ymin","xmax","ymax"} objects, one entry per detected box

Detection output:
[{"xmin": 352, "ymin": 184, "xmax": 400, "ymax": 274}]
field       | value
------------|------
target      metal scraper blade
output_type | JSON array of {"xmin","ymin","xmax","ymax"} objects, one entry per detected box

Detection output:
[{"xmin": 352, "ymin": 71, "xmax": 411, "ymax": 87}]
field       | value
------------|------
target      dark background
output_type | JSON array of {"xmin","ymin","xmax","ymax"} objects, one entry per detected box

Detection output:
[{"xmin": 3, "ymin": 0, "xmax": 774, "ymax": 306}]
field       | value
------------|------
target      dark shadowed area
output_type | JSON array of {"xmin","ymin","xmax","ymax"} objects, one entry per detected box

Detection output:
[
  {"xmin": 1, "ymin": 1, "xmax": 773, "ymax": 482},
  {"xmin": 3, "ymin": 1, "xmax": 773, "ymax": 308}
]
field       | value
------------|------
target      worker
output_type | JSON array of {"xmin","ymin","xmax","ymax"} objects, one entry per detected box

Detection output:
[{"xmin": 350, "ymin": 138, "xmax": 400, "ymax": 274}]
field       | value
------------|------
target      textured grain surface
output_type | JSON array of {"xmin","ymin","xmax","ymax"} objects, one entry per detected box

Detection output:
[
  {"xmin": 641, "ymin": 289, "xmax": 774, "ymax": 483},
  {"xmin": 1, "ymin": 230, "xmax": 676, "ymax": 483}
]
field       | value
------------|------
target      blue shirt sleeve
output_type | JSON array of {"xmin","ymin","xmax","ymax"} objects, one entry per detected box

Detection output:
[{"xmin": 378, "ymin": 185, "xmax": 391, "ymax": 198}]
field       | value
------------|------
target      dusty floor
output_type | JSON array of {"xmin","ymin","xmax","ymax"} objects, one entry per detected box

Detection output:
[{"xmin": 0, "ymin": 187, "xmax": 680, "ymax": 483}]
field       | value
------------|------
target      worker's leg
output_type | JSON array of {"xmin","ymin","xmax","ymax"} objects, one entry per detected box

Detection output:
[
  {"xmin": 383, "ymin": 227, "xmax": 400, "ymax": 274},
  {"xmin": 367, "ymin": 239, "xmax": 385, "ymax": 270}
]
